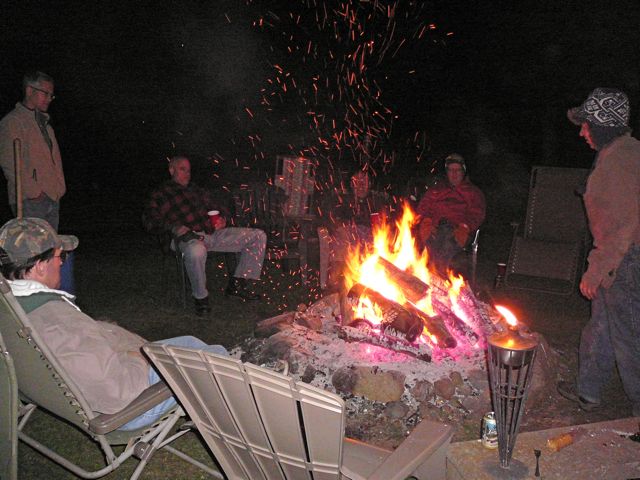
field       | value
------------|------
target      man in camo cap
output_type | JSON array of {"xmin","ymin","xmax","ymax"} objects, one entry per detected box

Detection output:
[
  {"xmin": 0, "ymin": 217, "xmax": 227, "ymax": 430},
  {"xmin": 0, "ymin": 218, "xmax": 77, "ymax": 284}
]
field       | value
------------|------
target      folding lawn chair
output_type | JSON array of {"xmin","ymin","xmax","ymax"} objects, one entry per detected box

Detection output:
[
  {"xmin": 143, "ymin": 343, "xmax": 454, "ymax": 480},
  {"xmin": 0, "ymin": 328, "xmax": 18, "ymax": 480},
  {"xmin": 0, "ymin": 273, "xmax": 220, "ymax": 479},
  {"xmin": 505, "ymin": 166, "xmax": 590, "ymax": 295}
]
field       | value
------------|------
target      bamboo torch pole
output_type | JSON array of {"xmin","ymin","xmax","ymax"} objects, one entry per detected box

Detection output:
[{"xmin": 13, "ymin": 139, "xmax": 22, "ymax": 219}]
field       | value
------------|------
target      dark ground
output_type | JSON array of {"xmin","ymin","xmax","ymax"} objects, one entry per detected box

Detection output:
[{"xmin": 15, "ymin": 213, "xmax": 636, "ymax": 479}]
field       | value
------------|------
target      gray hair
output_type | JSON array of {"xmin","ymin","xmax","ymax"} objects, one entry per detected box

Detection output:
[{"xmin": 23, "ymin": 71, "xmax": 55, "ymax": 93}]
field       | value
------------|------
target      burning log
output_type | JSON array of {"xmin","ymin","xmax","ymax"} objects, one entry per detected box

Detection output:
[
  {"xmin": 375, "ymin": 257, "xmax": 479, "ymax": 346},
  {"xmin": 345, "ymin": 283, "xmax": 457, "ymax": 348},
  {"xmin": 425, "ymin": 271, "xmax": 495, "ymax": 335},
  {"xmin": 346, "ymin": 283, "xmax": 423, "ymax": 343},
  {"xmin": 376, "ymin": 257, "xmax": 429, "ymax": 304},
  {"xmin": 403, "ymin": 302, "xmax": 457, "ymax": 349},
  {"xmin": 338, "ymin": 324, "xmax": 432, "ymax": 362}
]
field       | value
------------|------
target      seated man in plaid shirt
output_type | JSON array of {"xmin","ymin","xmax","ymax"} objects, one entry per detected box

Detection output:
[{"xmin": 143, "ymin": 156, "xmax": 266, "ymax": 315}]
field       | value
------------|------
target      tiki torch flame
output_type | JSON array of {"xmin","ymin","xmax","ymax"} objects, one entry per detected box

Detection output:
[{"xmin": 495, "ymin": 305, "xmax": 518, "ymax": 329}]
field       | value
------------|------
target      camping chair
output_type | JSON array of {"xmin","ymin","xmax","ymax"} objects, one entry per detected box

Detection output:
[
  {"xmin": 232, "ymin": 181, "xmax": 314, "ymax": 281},
  {"xmin": 505, "ymin": 166, "xmax": 590, "ymax": 295},
  {"xmin": 458, "ymin": 228, "xmax": 480, "ymax": 289},
  {"xmin": 143, "ymin": 343, "xmax": 454, "ymax": 480},
  {"xmin": 157, "ymin": 231, "xmax": 237, "ymax": 308},
  {"xmin": 0, "ymin": 329, "xmax": 18, "ymax": 480},
  {"xmin": 0, "ymin": 274, "xmax": 219, "ymax": 479}
]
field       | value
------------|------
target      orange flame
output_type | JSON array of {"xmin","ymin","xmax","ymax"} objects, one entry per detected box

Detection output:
[
  {"xmin": 343, "ymin": 203, "xmax": 475, "ymax": 349},
  {"xmin": 495, "ymin": 305, "xmax": 518, "ymax": 327}
]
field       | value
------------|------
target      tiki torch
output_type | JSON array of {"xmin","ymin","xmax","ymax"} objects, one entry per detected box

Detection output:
[{"xmin": 488, "ymin": 305, "xmax": 539, "ymax": 470}]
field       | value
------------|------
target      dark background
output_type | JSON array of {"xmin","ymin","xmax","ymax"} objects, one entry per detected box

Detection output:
[{"xmin": 1, "ymin": 0, "xmax": 639, "ymax": 233}]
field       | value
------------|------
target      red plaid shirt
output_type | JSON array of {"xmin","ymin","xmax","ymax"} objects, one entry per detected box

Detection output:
[{"xmin": 143, "ymin": 180, "xmax": 226, "ymax": 234}]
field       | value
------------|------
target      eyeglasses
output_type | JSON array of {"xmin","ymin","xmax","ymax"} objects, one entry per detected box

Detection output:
[
  {"xmin": 30, "ymin": 85, "xmax": 56, "ymax": 100},
  {"xmin": 52, "ymin": 251, "xmax": 68, "ymax": 264}
]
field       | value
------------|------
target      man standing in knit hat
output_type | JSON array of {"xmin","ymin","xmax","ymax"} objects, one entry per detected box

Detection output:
[
  {"xmin": 0, "ymin": 72, "xmax": 66, "ymax": 231},
  {"xmin": 416, "ymin": 153, "xmax": 485, "ymax": 274},
  {"xmin": 558, "ymin": 88, "xmax": 640, "ymax": 418}
]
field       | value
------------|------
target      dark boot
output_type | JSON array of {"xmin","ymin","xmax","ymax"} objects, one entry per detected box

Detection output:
[
  {"xmin": 225, "ymin": 277, "xmax": 260, "ymax": 301},
  {"xmin": 193, "ymin": 296, "xmax": 211, "ymax": 316}
]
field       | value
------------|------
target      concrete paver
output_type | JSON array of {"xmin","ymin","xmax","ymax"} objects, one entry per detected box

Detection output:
[{"xmin": 446, "ymin": 417, "xmax": 640, "ymax": 479}]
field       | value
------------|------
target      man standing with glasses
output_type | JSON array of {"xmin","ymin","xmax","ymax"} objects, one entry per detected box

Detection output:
[{"xmin": 0, "ymin": 71, "xmax": 66, "ymax": 231}]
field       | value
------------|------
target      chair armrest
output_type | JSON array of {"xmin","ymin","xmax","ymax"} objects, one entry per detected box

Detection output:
[
  {"xmin": 367, "ymin": 419, "xmax": 453, "ymax": 480},
  {"xmin": 88, "ymin": 382, "xmax": 173, "ymax": 435}
]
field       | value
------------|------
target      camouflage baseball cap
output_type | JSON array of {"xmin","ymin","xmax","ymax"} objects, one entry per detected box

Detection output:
[
  {"xmin": 0, "ymin": 218, "xmax": 78, "ymax": 266},
  {"xmin": 567, "ymin": 88, "xmax": 630, "ymax": 127}
]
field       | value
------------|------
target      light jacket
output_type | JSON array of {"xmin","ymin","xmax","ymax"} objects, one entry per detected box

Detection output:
[
  {"xmin": 0, "ymin": 102, "xmax": 66, "ymax": 204},
  {"xmin": 10, "ymin": 280, "xmax": 150, "ymax": 414},
  {"xmin": 583, "ymin": 134, "xmax": 640, "ymax": 288}
]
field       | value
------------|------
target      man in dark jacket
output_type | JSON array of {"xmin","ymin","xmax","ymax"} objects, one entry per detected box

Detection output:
[{"xmin": 558, "ymin": 88, "xmax": 640, "ymax": 418}]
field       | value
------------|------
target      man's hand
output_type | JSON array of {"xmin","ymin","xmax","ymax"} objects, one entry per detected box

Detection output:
[
  {"xmin": 579, "ymin": 271, "xmax": 600, "ymax": 300},
  {"xmin": 454, "ymin": 223, "xmax": 471, "ymax": 247},
  {"xmin": 177, "ymin": 230, "xmax": 204, "ymax": 244}
]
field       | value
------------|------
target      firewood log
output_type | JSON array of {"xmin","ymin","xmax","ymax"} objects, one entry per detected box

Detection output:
[
  {"xmin": 346, "ymin": 283, "xmax": 423, "ymax": 343},
  {"xmin": 403, "ymin": 302, "xmax": 457, "ymax": 349},
  {"xmin": 375, "ymin": 257, "xmax": 479, "ymax": 345},
  {"xmin": 338, "ymin": 325, "xmax": 432, "ymax": 362}
]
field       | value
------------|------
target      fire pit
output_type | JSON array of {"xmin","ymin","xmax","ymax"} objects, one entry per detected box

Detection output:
[{"xmin": 234, "ymin": 205, "xmax": 557, "ymax": 447}]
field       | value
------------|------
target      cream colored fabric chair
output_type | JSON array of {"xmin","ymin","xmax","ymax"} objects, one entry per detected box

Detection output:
[
  {"xmin": 143, "ymin": 343, "xmax": 454, "ymax": 480},
  {"xmin": 0, "ymin": 273, "xmax": 220, "ymax": 479}
]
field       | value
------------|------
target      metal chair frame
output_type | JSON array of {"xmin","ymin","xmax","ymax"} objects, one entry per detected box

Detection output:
[{"xmin": 0, "ymin": 273, "xmax": 220, "ymax": 479}]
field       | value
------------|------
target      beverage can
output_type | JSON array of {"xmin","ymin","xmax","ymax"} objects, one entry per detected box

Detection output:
[{"xmin": 482, "ymin": 411, "xmax": 498, "ymax": 449}]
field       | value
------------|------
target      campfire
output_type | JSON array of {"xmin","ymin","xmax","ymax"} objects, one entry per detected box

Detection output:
[
  {"xmin": 339, "ymin": 204, "xmax": 498, "ymax": 361},
  {"xmin": 243, "ymin": 207, "xmax": 555, "ymax": 449}
]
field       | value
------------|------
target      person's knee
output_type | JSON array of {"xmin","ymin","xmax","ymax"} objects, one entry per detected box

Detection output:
[
  {"xmin": 182, "ymin": 240, "xmax": 207, "ymax": 262},
  {"xmin": 255, "ymin": 229, "xmax": 267, "ymax": 245}
]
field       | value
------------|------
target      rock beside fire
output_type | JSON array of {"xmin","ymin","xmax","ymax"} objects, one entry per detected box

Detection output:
[
  {"xmin": 332, "ymin": 366, "xmax": 406, "ymax": 403},
  {"xmin": 411, "ymin": 380, "xmax": 434, "ymax": 402},
  {"xmin": 434, "ymin": 377, "xmax": 456, "ymax": 400}
]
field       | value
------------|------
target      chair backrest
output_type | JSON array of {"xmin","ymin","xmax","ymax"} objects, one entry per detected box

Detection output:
[
  {"xmin": 0, "ymin": 328, "xmax": 18, "ymax": 480},
  {"xmin": 275, "ymin": 155, "xmax": 315, "ymax": 218},
  {"xmin": 523, "ymin": 166, "xmax": 590, "ymax": 243},
  {"xmin": 143, "ymin": 343, "xmax": 346, "ymax": 480},
  {"xmin": 0, "ymin": 275, "xmax": 96, "ymax": 431}
]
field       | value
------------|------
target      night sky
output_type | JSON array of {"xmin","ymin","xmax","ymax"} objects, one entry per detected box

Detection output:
[{"xmin": 1, "ymin": 0, "xmax": 639, "ymax": 230}]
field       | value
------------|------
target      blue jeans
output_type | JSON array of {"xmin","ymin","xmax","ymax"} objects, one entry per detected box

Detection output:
[
  {"xmin": 11, "ymin": 194, "xmax": 60, "ymax": 231},
  {"xmin": 119, "ymin": 336, "xmax": 228, "ymax": 431},
  {"xmin": 577, "ymin": 245, "xmax": 640, "ymax": 412}
]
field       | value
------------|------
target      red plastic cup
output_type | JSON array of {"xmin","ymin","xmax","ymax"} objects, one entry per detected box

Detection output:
[{"xmin": 207, "ymin": 210, "xmax": 220, "ymax": 229}]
